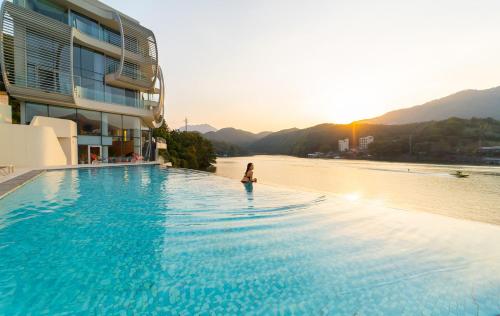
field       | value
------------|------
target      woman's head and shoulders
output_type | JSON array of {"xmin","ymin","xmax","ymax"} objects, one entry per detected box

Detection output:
[{"xmin": 241, "ymin": 162, "xmax": 257, "ymax": 183}]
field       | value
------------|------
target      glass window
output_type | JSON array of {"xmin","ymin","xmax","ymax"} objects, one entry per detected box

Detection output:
[
  {"xmin": 123, "ymin": 61, "xmax": 139, "ymax": 79},
  {"xmin": 25, "ymin": 103, "xmax": 48, "ymax": 124},
  {"xmin": 79, "ymin": 47, "xmax": 105, "ymax": 101},
  {"xmin": 49, "ymin": 106, "xmax": 76, "ymax": 121},
  {"xmin": 26, "ymin": 31, "xmax": 72, "ymax": 94},
  {"xmin": 125, "ymin": 89, "xmax": 138, "ymax": 107},
  {"xmin": 122, "ymin": 138, "xmax": 140, "ymax": 159},
  {"xmin": 73, "ymin": 45, "xmax": 81, "ymax": 78},
  {"xmin": 102, "ymin": 26, "xmax": 121, "ymax": 47},
  {"xmin": 71, "ymin": 11, "xmax": 99, "ymax": 39},
  {"xmin": 105, "ymin": 56, "xmax": 119, "ymax": 74},
  {"xmin": 108, "ymin": 137, "xmax": 122, "ymax": 163},
  {"xmin": 102, "ymin": 112, "xmax": 122, "ymax": 137},
  {"xmin": 78, "ymin": 145, "xmax": 89, "ymax": 164},
  {"xmin": 77, "ymin": 109, "xmax": 101, "ymax": 136},
  {"xmin": 141, "ymin": 129, "xmax": 151, "ymax": 159},
  {"xmin": 123, "ymin": 115, "xmax": 140, "ymax": 139},
  {"xmin": 80, "ymin": 47, "xmax": 104, "ymax": 78},
  {"xmin": 10, "ymin": 98, "xmax": 21, "ymax": 125},
  {"xmin": 105, "ymin": 85, "xmax": 125, "ymax": 105},
  {"xmin": 26, "ymin": 0, "xmax": 67, "ymax": 23}
]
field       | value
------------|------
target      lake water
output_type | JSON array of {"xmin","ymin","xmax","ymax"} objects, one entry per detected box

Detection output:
[{"xmin": 216, "ymin": 156, "xmax": 500, "ymax": 225}]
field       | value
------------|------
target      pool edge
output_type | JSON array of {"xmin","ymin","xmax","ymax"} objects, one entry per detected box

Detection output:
[{"xmin": 0, "ymin": 170, "xmax": 46, "ymax": 200}]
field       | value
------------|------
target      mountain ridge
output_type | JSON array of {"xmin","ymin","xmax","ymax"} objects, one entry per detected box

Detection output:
[{"xmin": 359, "ymin": 86, "xmax": 500, "ymax": 124}]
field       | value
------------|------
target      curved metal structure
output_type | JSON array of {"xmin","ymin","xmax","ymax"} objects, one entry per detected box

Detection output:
[
  {"xmin": 104, "ymin": 14, "xmax": 159, "ymax": 91},
  {"xmin": 0, "ymin": 0, "xmax": 166, "ymax": 129},
  {"xmin": 152, "ymin": 66, "xmax": 165, "ymax": 128},
  {"xmin": 0, "ymin": 1, "xmax": 75, "ymax": 106}
]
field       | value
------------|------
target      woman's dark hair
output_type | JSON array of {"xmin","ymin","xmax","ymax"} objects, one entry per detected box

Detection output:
[{"xmin": 245, "ymin": 163, "xmax": 253, "ymax": 174}]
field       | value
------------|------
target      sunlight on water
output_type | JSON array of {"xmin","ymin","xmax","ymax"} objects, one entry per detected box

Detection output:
[
  {"xmin": 1, "ymin": 166, "xmax": 500, "ymax": 314},
  {"xmin": 216, "ymin": 155, "xmax": 500, "ymax": 225},
  {"xmin": 344, "ymin": 192, "xmax": 361, "ymax": 201}
]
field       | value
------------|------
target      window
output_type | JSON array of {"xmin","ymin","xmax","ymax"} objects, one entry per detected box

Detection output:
[
  {"xmin": 108, "ymin": 137, "xmax": 122, "ymax": 162},
  {"xmin": 25, "ymin": 0, "xmax": 67, "ymax": 23},
  {"xmin": 102, "ymin": 112, "xmax": 122, "ymax": 137},
  {"xmin": 73, "ymin": 47, "xmax": 140, "ymax": 107},
  {"xmin": 102, "ymin": 26, "xmax": 121, "ymax": 47},
  {"xmin": 123, "ymin": 61, "xmax": 139, "ymax": 79},
  {"xmin": 105, "ymin": 56, "xmax": 119, "ymax": 74},
  {"xmin": 123, "ymin": 115, "xmax": 140, "ymax": 139},
  {"xmin": 123, "ymin": 115, "xmax": 141, "ymax": 156},
  {"xmin": 73, "ymin": 46, "xmax": 81, "ymax": 79},
  {"xmin": 49, "ymin": 106, "xmax": 76, "ymax": 121},
  {"xmin": 125, "ymin": 89, "xmax": 138, "ymax": 107},
  {"xmin": 78, "ymin": 145, "xmax": 89, "ymax": 164},
  {"xmin": 78, "ymin": 46, "xmax": 105, "ymax": 101},
  {"xmin": 71, "ymin": 11, "xmax": 99, "ymax": 39},
  {"xmin": 77, "ymin": 109, "xmax": 101, "ymax": 136},
  {"xmin": 25, "ymin": 103, "xmax": 48, "ymax": 124},
  {"xmin": 26, "ymin": 31, "xmax": 72, "ymax": 94}
]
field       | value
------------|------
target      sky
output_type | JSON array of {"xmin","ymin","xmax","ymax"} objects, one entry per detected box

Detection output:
[{"xmin": 105, "ymin": 0, "xmax": 500, "ymax": 132}]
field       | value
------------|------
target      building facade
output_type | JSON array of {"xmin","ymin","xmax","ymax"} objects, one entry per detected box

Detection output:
[
  {"xmin": 359, "ymin": 136, "xmax": 374, "ymax": 150},
  {"xmin": 338, "ymin": 138, "xmax": 349, "ymax": 152},
  {"xmin": 0, "ymin": 0, "xmax": 164, "ymax": 164}
]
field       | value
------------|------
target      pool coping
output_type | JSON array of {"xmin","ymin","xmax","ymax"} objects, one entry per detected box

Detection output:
[{"xmin": 0, "ymin": 162, "xmax": 161, "ymax": 200}]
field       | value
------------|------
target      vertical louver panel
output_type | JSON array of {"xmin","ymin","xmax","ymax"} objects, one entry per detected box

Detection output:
[
  {"xmin": 118, "ymin": 15, "xmax": 158, "ymax": 89},
  {"xmin": 0, "ymin": 1, "xmax": 74, "ymax": 104}
]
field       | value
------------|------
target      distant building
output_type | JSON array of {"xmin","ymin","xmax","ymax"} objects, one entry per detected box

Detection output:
[
  {"xmin": 359, "ymin": 136, "xmax": 374, "ymax": 150},
  {"xmin": 338, "ymin": 138, "xmax": 349, "ymax": 152},
  {"xmin": 307, "ymin": 152, "xmax": 324, "ymax": 158}
]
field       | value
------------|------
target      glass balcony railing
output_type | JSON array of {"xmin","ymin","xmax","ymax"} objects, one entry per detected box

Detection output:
[{"xmin": 73, "ymin": 75, "xmax": 158, "ymax": 110}]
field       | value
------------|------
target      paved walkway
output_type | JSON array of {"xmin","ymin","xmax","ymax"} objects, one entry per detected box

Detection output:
[{"xmin": 0, "ymin": 170, "xmax": 45, "ymax": 199}]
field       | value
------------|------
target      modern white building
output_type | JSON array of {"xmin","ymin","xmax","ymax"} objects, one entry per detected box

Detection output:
[
  {"xmin": 359, "ymin": 136, "xmax": 374, "ymax": 150},
  {"xmin": 0, "ymin": 0, "xmax": 165, "ymax": 167},
  {"xmin": 338, "ymin": 138, "xmax": 349, "ymax": 152}
]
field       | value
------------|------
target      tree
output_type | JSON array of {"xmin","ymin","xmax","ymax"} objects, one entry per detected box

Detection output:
[{"xmin": 153, "ymin": 123, "xmax": 216, "ymax": 171}]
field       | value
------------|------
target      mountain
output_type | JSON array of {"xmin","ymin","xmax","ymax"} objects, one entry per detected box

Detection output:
[
  {"xmin": 249, "ymin": 118, "xmax": 500, "ymax": 161},
  {"xmin": 362, "ymin": 86, "xmax": 500, "ymax": 125},
  {"xmin": 203, "ymin": 127, "xmax": 269, "ymax": 147},
  {"xmin": 175, "ymin": 124, "xmax": 217, "ymax": 133}
]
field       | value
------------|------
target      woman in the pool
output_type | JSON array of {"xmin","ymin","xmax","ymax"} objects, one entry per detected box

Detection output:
[{"xmin": 241, "ymin": 163, "xmax": 257, "ymax": 183}]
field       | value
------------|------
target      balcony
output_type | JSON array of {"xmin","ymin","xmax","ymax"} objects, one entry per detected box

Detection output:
[{"xmin": 72, "ymin": 74, "xmax": 160, "ymax": 111}]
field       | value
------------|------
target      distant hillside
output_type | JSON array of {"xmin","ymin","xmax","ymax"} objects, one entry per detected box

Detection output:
[
  {"xmin": 362, "ymin": 86, "xmax": 500, "ymax": 124},
  {"xmin": 175, "ymin": 124, "xmax": 217, "ymax": 133},
  {"xmin": 249, "ymin": 118, "xmax": 500, "ymax": 162},
  {"xmin": 204, "ymin": 127, "xmax": 268, "ymax": 147}
]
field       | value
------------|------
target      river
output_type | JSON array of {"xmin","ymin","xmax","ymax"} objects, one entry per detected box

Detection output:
[{"xmin": 216, "ymin": 155, "xmax": 500, "ymax": 225}]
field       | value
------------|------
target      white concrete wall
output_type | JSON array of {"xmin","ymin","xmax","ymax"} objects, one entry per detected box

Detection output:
[
  {"xmin": 0, "ymin": 124, "xmax": 67, "ymax": 168},
  {"xmin": 0, "ymin": 93, "xmax": 11, "ymax": 124},
  {"xmin": 30, "ymin": 116, "xmax": 78, "ymax": 166},
  {"xmin": 0, "ymin": 105, "xmax": 11, "ymax": 124}
]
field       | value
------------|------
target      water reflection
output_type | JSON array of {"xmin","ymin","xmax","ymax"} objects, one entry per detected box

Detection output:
[{"xmin": 216, "ymin": 155, "xmax": 500, "ymax": 225}]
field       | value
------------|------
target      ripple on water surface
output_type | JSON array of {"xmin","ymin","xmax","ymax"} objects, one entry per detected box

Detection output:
[{"xmin": 0, "ymin": 166, "xmax": 500, "ymax": 315}]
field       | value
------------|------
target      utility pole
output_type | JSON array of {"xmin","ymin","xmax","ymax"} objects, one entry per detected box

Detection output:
[{"xmin": 184, "ymin": 117, "xmax": 188, "ymax": 132}]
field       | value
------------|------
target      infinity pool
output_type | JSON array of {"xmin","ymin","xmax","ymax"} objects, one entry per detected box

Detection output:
[{"xmin": 0, "ymin": 166, "xmax": 499, "ymax": 314}]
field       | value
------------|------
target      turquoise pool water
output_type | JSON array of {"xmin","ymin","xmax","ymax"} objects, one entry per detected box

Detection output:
[{"xmin": 1, "ymin": 166, "xmax": 500, "ymax": 315}]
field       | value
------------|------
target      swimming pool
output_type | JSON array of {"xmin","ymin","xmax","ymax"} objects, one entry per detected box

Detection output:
[{"xmin": 1, "ymin": 166, "xmax": 499, "ymax": 314}]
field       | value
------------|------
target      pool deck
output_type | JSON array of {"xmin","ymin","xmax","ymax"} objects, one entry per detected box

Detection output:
[
  {"xmin": 0, "ymin": 161, "xmax": 161, "ymax": 199},
  {"xmin": 0, "ymin": 170, "xmax": 45, "ymax": 200}
]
